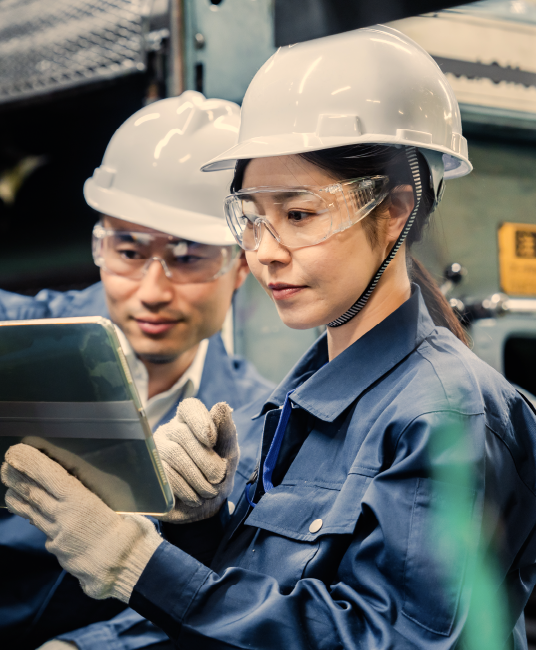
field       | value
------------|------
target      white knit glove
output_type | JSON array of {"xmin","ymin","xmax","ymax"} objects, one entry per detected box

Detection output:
[
  {"xmin": 1, "ymin": 444, "xmax": 163, "ymax": 603},
  {"xmin": 154, "ymin": 398, "xmax": 239, "ymax": 523}
]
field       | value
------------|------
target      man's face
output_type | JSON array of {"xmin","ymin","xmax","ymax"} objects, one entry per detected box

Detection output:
[{"xmin": 100, "ymin": 216, "xmax": 249, "ymax": 364}]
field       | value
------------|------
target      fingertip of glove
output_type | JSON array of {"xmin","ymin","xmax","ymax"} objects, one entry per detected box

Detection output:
[
  {"xmin": 6, "ymin": 443, "xmax": 62, "ymax": 476},
  {"xmin": 4, "ymin": 488, "xmax": 30, "ymax": 517},
  {"xmin": 5, "ymin": 442, "xmax": 36, "ymax": 465},
  {"xmin": 208, "ymin": 457, "xmax": 227, "ymax": 485},
  {"xmin": 0, "ymin": 460, "xmax": 9, "ymax": 486},
  {"xmin": 210, "ymin": 402, "xmax": 233, "ymax": 428},
  {"xmin": 175, "ymin": 397, "xmax": 207, "ymax": 421},
  {"xmin": 1, "ymin": 461, "xmax": 20, "ymax": 489},
  {"xmin": 176, "ymin": 398, "xmax": 219, "ymax": 447}
]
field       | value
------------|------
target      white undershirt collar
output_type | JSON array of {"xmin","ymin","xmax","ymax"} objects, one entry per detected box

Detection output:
[{"xmin": 115, "ymin": 326, "xmax": 208, "ymax": 430}]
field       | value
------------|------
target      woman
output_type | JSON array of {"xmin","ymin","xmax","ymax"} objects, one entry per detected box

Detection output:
[{"xmin": 4, "ymin": 26, "xmax": 536, "ymax": 649}]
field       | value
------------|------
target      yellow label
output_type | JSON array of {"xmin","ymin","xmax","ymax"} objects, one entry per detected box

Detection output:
[{"xmin": 498, "ymin": 222, "xmax": 536, "ymax": 296}]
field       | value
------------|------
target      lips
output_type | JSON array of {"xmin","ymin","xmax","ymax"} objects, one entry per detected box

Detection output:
[
  {"xmin": 268, "ymin": 283, "xmax": 307, "ymax": 301},
  {"xmin": 135, "ymin": 318, "xmax": 179, "ymax": 335}
]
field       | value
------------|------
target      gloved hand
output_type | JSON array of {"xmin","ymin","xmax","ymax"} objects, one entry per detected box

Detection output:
[
  {"xmin": 1, "ymin": 444, "xmax": 163, "ymax": 603},
  {"xmin": 154, "ymin": 398, "xmax": 239, "ymax": 523},
  {"xmin": 36, "ymin": 641, "xmax": 78, "ymax": 649}
]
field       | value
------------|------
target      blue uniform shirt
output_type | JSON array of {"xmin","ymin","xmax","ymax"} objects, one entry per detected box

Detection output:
[
  {"xmin": 0, "ymin": 282, "xmax": 274, "ymax": 650},
  {"xmin": 129, "ymin": 286, "xmax": 536, "ymax": 649}
]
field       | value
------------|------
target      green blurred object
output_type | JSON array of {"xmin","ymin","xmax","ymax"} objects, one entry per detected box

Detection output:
[{"xmin": 432, "ymin": 422, "xmax": 508, "ymax": 649}]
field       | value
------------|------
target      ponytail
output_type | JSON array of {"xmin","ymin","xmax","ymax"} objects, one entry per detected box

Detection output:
[{"xmin": 408, "ymin": 256, "xmax": 468, "ymax": 345}]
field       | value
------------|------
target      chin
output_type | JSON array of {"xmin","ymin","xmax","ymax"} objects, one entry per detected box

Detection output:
[
  {"xmin": 131, "ymin": 339, "xmax": 180, "ymax": 364},
  {"xmin": 276, "ymin": 308, "xmax": 326, "ymax": 331},
  {"xmin": 136, "ymin": 349, "xmax": 180, "ymax": 365}
]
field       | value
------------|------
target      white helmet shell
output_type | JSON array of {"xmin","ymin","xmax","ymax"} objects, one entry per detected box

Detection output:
[
  {"xmin": 84, "ymin": 91, "xmax": 239, "ymax": 246},
  {"xmin": 202, "ymin": 25, "xmax": 472, "ymax": 197}
]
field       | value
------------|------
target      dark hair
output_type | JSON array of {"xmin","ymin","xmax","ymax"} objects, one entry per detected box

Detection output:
[{"xmin": 232, "ymin": 145, "xmax": 468, "ymax": 345}]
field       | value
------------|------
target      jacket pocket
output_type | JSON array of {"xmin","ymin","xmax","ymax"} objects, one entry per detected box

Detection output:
[
  {"xmin": 402, "ymin": 478, "xmax": 474, "ymax": 636},
  {"xmin": 241, "ymin": 473, "xmax": 373, "ymax": 589},
  {"xmin": 245, "ymin": 472, "xmax": 374, "ymax": 541}
]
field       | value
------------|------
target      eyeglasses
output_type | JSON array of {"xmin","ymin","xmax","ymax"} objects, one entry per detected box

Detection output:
[
  {"xmin": 92, "ymin": 223, "xmax": 239, "ymax": 284},
  {"xmin": 224, "ymin": 176, "xmax": 388, "ymax": 251}
]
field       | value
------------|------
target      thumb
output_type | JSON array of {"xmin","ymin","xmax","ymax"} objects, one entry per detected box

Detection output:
[
  {"xmin": 210, "ymin": 403, "xmax": 238, "ymax": 460},
  {"xmin": 176, "ymin": 398, "xmax": 218, "ymax": 448}
]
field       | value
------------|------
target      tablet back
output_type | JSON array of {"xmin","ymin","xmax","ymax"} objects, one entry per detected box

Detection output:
[{"xmin": 0, "ymin": 317, "xmax": 173, "ymax": 515}]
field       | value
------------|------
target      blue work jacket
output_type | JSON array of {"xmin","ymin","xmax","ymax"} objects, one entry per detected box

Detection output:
[
  {"xmin": 129, "ymin": 286, "xmax": 536, "ymax": 649},
  {"xmin": 0, "ymin": 282, "xmax": 274, "ymax": 650}
]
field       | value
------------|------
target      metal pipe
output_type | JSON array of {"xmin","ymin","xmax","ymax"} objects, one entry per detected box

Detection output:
[{"xmin": 168, "ymin": 0, "xmax": 185, "ymax": 96}]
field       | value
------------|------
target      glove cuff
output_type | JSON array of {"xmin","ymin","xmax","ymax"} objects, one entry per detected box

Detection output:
[{"xmin": 112, "ymin": 517, "xmax": 164, "ymax": 603}]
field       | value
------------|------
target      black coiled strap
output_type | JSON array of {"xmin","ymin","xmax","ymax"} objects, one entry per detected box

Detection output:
[{"xmin": 327, "ymin": 147, "xmax": 422, "ymax": 328}]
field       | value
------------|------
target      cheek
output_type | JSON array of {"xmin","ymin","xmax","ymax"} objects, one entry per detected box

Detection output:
[
  {"xmin": 100, "ymin": 274, "xmax": 136, "ymax": 312},
  {"xmin": 178, "ymin": 276, "xmax": 234, "ymax": 321},
  {"xmin": 325, "ymin": 226, "xmax": 380, "ymax": 278},
  {"xmin": 178, "ymin": 285, "xmax": 214, "ymax": 314}
]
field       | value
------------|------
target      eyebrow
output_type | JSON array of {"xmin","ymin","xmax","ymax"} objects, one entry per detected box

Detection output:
[{"xmin": 240, "ymin": 190, "xmax": 313, "ymax": 203}]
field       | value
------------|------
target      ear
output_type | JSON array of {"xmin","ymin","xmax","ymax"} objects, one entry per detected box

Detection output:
[
  {"xmin": 233, "ymin": 253, "xmax": 250, "ymax": 291},
  {"xmin": 386, "ymin": 185, "xmax": 415, "ymax": 243}
]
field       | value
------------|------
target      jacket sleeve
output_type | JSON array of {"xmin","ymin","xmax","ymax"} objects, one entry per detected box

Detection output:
[
  {"xmin": 128, "ymin": 411, "xmax": 507, "ymax": 650},
  {"xmin": 0, "ymin": 288, "xmax": 56, "ymax": 320},
  {"xmin": 160, "ymin": 509, "xmax": 228, "ymax": 568},
  {"xmin": 0, "ymin": 283, "xmax": 108, "ymax": 320},
  {"xmin": 57, "ymin": 608, "xmax": 170, "ymax": 650},
  {"xmin": 55, "ymin": 509, "xmax": 233, "ymax": 650}
]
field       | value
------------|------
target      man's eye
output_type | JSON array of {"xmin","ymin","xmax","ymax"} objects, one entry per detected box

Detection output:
[
  {"xmin": 174, "ymin": 255, "xmax": 203, "ymax": 264},
  {"xmin": 116, "ymin": 246, "xmax": 143, "ymax": 260}
]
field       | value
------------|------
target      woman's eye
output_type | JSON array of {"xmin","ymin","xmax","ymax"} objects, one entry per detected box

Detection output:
[
  {"xmin": 240, "ymin": 213, "xmax": 256, "ymax": 226},
  {"xmin": 288, "ymin": 210, "xmax": 313, "ymax": 223}
]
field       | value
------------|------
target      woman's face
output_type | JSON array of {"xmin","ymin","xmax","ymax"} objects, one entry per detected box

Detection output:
[{"xmin": 243, "ymin": 155, "xmax": 394, "ymax": 330}]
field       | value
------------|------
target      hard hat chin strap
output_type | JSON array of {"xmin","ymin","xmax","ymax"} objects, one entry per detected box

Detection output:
[{"xmin": 327, "ymin": 147, "xmax": 422, "ymax": 328}]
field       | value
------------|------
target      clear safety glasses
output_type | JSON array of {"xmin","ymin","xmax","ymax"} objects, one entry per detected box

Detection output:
[
  {"xmin": 92, "ymin": 223, "xmax": 239, "ymax": 284},
  {"xmin": 224, "ymin": 176, "xmax": 389, "ymax": 251}
]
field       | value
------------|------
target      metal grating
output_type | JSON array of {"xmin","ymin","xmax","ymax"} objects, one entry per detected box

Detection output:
[{"xmin": 0, "ymin": 0, "xmax": 146, "ymax": 106}]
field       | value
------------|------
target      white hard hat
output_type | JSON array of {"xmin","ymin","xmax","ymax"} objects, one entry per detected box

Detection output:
[
  {"xmin": 84, "ymin": 91, "xmax": 240, "ymax": 246},
  {"xmin": 202, "ymin": 25, "xmax": 472, "ymax": 200}
]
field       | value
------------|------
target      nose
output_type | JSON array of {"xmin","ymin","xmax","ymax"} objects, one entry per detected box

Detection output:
[
  {"xmin": 255, "ymin": 222, "xmax": 291, "ymax": 266},
  {"xmin": 136, "ymin": 258, "xmax": 174, "ymax": 307}
]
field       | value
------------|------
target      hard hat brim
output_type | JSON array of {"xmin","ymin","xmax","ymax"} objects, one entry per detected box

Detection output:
[
  {"xmin": 84, "ymin": 179, "xmax": 236, "ymax": 246},
  {"xmin": 200, "ymin": 134, "xmax": 472, "ymax": 180}
]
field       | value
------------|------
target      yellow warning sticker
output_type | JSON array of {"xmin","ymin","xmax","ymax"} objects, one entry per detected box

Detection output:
[{"xmin": 498, "ymin": 222, "xmax": 536, "ymax": 295}]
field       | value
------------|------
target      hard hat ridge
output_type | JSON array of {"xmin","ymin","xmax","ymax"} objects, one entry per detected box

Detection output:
[
  {"xmin": 202, "ymin": 24, "xmax": 472, "ymax": 205},
  {"xmin": 84, "ymin": 91, "xmax": 240, "ymax": 246}
]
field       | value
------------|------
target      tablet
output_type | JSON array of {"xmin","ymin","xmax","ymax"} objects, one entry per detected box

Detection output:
[{"xmin": 0, "ymin": 316, "xmax": 173, "ymax": 515}]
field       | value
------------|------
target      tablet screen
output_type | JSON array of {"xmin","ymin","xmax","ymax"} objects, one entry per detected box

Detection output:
[{"xmin": 0, "ymin": 318, "xmax": 173, "ymax": 515}]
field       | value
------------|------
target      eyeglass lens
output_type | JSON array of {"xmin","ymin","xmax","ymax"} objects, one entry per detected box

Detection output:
[
  {"xmin": 97, "ymin": 231, "xmax": 234, "ymax": 283},
  {"xmin": 232, "ymin": 191, "xmax": 333, "ymax": 250}
]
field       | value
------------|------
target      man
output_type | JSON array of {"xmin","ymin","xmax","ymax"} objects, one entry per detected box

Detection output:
[{"xmin": 0, "ymin": 91, "xmax": 273, "ymax": 650}]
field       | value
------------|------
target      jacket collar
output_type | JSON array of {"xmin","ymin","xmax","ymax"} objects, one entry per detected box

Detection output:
[
  {"xmin": 197, "ymin": 333, "xmax": 246, "ymax": 409},
  {"xmin": 261, "ymin": 285, "xmax": 435, "ymax": 422}
]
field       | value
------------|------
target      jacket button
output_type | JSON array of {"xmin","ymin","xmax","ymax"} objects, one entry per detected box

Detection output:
[{"xmin": 309, "ymin": 519, "xmax": 323, "ymax": 533}]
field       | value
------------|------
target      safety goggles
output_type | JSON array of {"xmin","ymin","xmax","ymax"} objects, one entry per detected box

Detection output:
[
  {"xmin": 92, "ymin": 223, "xmax": 239, "ymax": 284},
  {"xmin": 224, "ymin": 176, "xmax": 389, "ymax": 251}
]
